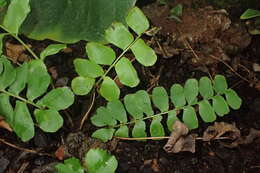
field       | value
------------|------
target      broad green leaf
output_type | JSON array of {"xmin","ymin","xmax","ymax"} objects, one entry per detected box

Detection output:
[
  {"xmin": 40, "ymin": 44, "xmax": 66, "ymax": 60},
  {"xmin": 124, "ymin": 90, "xmax": 153, "ymax": 119},
  {"xmin": 55, "ymin": 157, "xmax": 84, "ymax": 173},
  {"xmin": 34, "ymin": 109, "xmax": 63, "ymax": 133},
  {"xmin": 167, "ymin": 110, "xmax": 179, "ymax": 131},
  {"xmin": 107, "ymin": 100, "xmax": 127, "ymax": 123},
  {"xmin": 170, "ymin": 84, "xmax": 186, "ymax": 108},
  {"xmin": 131, "ymin": 38, "xmax": 157, "ymax": 66},
  {"xmin": 115, "ymin": 125, "xmax": 129, "ymax": 138},
  {"xmin": 100, "ymin": 77, "xmax": 120, "ymax": 101},
  {"xmin": 183, "ymin": 106, "xmax": 198, "ymax": 129},
  {"xmin": 71, "ymin": 76, "xmax": 95, "ymax": 95},
  {"xmin": 8, "ymin": 62, "xmax": 28, "ymax": 95},
  {"xmin": 198, "ymin": 100, "xmax": 216, "ymax": 122},
  {"xmin": 37, "ymin": 87, "xmax": 74, "ymax": 111},
  {"xmin": 199, "ymin": 76, "xmax": 213, "ymax": 99},
  {"xmin": 84, "ymin": 148, "xmax": 118, "ymax": 173},
  {"xmin": 225, "ymin": 89, "xmax": 242, "ymax": 110},
  {"xmin": 132, "ymin": 120, "xmax": 147, "ymax": 138},
  {"xmin": 0, "ymin": 0, "xmax": 7, "ymax": 7},
  {"xmin": 74, "ymin": 58, "xmax": 104, "ymax": 78},
  {"xmin": 86, "ymin": 42, "xmax": 116, "ymax": 65},
  {"xmin": 115, "ymin": 57, "xmax": 139, "ymax": 87},
  {"xmin": 152, "ymin": 87, "xmax": 169, "ymax": 112},
  {"xmin": 91, "ymin": 128, "xmax": 115, "ymax": 142},
  {"xmin": 213, "ymin": 75, "xmax": 228, "ymax": 94},
  {"xmin": 184, "ymin": 78, "xmax": 198, "ymax": 105},
  {"xmin": 91, "ymin": 107, "xmax": 117, "ymax": 127},
  {"xmin": 0, "ymin": 57, "xmax": 16, "ymax": 90},
  {"xmin": 0, "ymin": 34, "xmax": 5, "ymax": 55},
  {"xmin": 26, "ymin": 60, "xmax": 51, "ymax": 101},
  {"xmin": 0, "ymin": 93, "xmax": 13, "ymax": 124},
  {"xmin": 19, "ymin": 0, "xmax": 136, "ymax": 43},
  {"xmin": 13, "ymin": 101, "xmax": 34, "ymax": 142},
  {"xmin": 212, "ymin": 95, "xmax": 230, "ymax": 116},
  {"xmin": 2, "ymin": 0, "xmax": 30, "ymax": 34},
  {"xmin": 240, "ymin": 9, "xmax": 260, "ymax": 19},
  {"xmin": 150, "ymin": 116, "xmax": 165, "ymax": 138},
  {"xmin": 105, "ymin": 22, "xmax": 134, "ymax": 50},
  {"xmin": 126, "ymin": 7, "xmax": 149, "ymax": 35}
]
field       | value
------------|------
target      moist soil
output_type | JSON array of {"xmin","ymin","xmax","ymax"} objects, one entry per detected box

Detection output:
[{"xmin": 1, "ymin": 0, "xmax": 260, "ymax": 172}]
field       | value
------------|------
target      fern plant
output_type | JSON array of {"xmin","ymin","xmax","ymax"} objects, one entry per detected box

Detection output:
[
  {"xmin": 71, "ymin": 7, "xmax": 157, "ymax": 101},
  {"xmin": 90, "ymin": 75, "xmax": 242, "ymax": 142}
]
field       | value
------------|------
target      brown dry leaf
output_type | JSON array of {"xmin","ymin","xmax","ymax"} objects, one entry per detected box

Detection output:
[
  {"xmin": 5, "ymin": 42, "xmax": 30, "ymax": 63},
  {"xmin": 0, "ymin": 116, "xmax": 13, "ymax": 132},
  {"xmin": 164, "ymin": 120, "xmax": 197, "ymax": 153},
  {"xmin": 55, "ymin": 145, "xmax": 65, "ymax": 160},
  {"xmin": 202, "ymin": 122, "xmax": 240, "ymax": 141},
  {"xmin": 223, "ymin": 128, "xmax": 260, "ymax": 148}
]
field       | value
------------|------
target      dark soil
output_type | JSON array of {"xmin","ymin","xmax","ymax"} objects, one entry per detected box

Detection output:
[{"xmin": 1, "ymin": 0, "xmax": 260, "ymax": 173}]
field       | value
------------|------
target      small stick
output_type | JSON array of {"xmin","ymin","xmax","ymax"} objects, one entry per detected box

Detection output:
[{"xmin": 114, "ymin": 136, "xmax": 230, "ymax": 141}]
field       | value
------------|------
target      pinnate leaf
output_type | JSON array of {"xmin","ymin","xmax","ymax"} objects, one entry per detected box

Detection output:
[
  {"xmin": 198, "ymin": 100, "xmax": 216, "ymax": 122},
  {"xmin": 26, "ymin": 60, "xmax": 51, "ymax": 101},
  {"xmin": 170, "ymin": 84, "xmax": 186, "ymax": 108},
  {"xmin": 167, "ymin": 110, "xmax": 179, "ymax": 131},
  {"xmin": 91, "ymin": 128, "xmax": 115, "ymax": 142},
  {"xmin": 105, "ymin": 22, "xmax": 134, "ymax": 50},
  {"xmin": 91, "ymin": 107, "xmax": 117, "ymax": 127},
  {"xmin": 40, "ymin": 44, "xmax": 66, "ymax": 60},
  {"xmin": 199, "ymin": 76, "xmax": 213, "ymax": 99},
  {"xmin": 2, "ymin": 0, "xmax": 30, "ymax": 34},
  {"xmin": 86, "ymin": 42, "xmax": 116, "ymax": 65},
  {"xmin": 100, "ymin": 77, "xmax": 120, "ymax": 101},
  {"xmin": 225, "ymin": 89, "xmax": 242, "ymax": 110},
  {"xmin": 34, "ymin": 109, "xmax": 63, "ymax": 133},
  {"xmin": 184, "ymin": 78, "xmax": 198, "ymax": 105},
  {"xmin": 152, "ymin": 87, "xmax": 169, "ymax": 112},
  {"xmin": 84, "ymin": 148, "xmax": 118, "ymax": 173},
  {"xmin": 0, "ymin": 57, "xmax": 16, "ymax": 90},
  {"xmin": 212, "ymin": 95, "xmax": 230, "ymax": 116},
  {"xmin": 150, "ymin": 116, "xmax": 165, "ymax": 138},
  {"xmin": 131, "ymin": 39, "xmax": 157, "ymax": 66},
  {"xmin": 115, "ymin": 57, "xmax": 139, "ymax": 87},
  {"xmin": 107, "ymin": 100, "xmax": 127, "ymax": 123},
  {"xmin": 13, "ymin": 101, "xmax": 34, "ymax": 142},
  {"xmin": 214, "ymin": 75, "xmax": 228, "ymax": 94},
  {"xmin": 74, "ymin": 58, "xmax": 104, "ymax": 78},
  {"xmin": 132, "ymin": 120, "xmax": 146, "ymax": 138},
  {"xmin": 0, "ymin": 93, "xmax": 13, "ymax": 124},
  {"xmin": 71, "ymin": 76, "xmax": 95, "ymax": 95},
  {"xmin": 8, "ymin": 62, "xmax": 28, "ymax": 95},
  {"xmin": 126, "ymin": 7, "xmax": 149, "ymax": 35},
  {"xmin": 37, "ymin": 87, "xmax": 74, "ymax": 111},
  {"xmin": 240, "ymin": 9, "xmax": 260, "ymax": 19},
  {"xmin": 183, "ymin": 106, "xmax": 198, "ymax": 129},
  {"xmin": 115, "ymin": 125, "xmax": 129, "ymax": 138}
]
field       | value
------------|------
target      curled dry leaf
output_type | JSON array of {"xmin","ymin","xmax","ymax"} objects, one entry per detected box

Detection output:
[
  {"xmin": 164, "ymin": 120, "xmax": 197, "ymax": 153},
  {"xmin": 202, "ymin": 122, "xmax": 240, "ymax": 141},
  {"xmin": 5, "ymin": 42, "xmax": 30, "ymax": 63},
  {"xmin": 0, "ymin": 116, "xmax": 13, "ymax": 132}
]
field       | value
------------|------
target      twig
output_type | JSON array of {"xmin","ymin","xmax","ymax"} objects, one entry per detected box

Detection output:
[
  {"xmin": 79, "ymin": 91, "xmax": 96, "ymax": 130},
  {"xmin": 115, "ymin": 136, "xmax": 230, "ymax": 141},
  {"xmin": 17, "ymin": 162, "xmax": 29, "ymax": 173},
  {"xmin": 0, "ymin": 138, "xmax": 53, "ymax": 157}
]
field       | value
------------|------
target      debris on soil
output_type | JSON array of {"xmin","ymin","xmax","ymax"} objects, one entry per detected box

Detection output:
[
  {"xmin": 202, "ymin": 122, "xmax": 240, "ymax": 141},
  {"xmin": 5, "ymin": 42, "xmax": 31, "ymax": 63},
  {"xmin": 0, "ymin": 116, "xmax": 12, "ymax": 132},
  {"xmin": 164, "ymin": 120, "xmax": 197, "ymax": 153}
]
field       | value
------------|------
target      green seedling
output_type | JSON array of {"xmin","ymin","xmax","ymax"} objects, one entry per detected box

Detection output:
[
  {"xmin": 241, "ymin": 9, "xmax": 260, "ymax": 35},
  {"xmin": 71, "ymin": 7, "xmax": 157, "ymax": 101},
  {"xmin": 90, "ymin": 75, "xmax": 242, "ymax": 142},
  {"xmin": 56, "ymin": 148, "xmax": 118, "ymax": 173}
]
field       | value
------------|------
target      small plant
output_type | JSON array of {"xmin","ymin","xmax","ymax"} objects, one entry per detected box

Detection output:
[
  {"xmin": 90, "ymin": 75, "xmax": 242, "ymax": 142},
  {"xmin": 55, "ymin": 148, "xmax": 118, "ymax": 173},
  {"xmin": 240, "ymin": 9, "xmax": 260, "ymax": 35},
  {"xmin": 71, "ymin": 7, "xmax": 157, "ymax": 101}
]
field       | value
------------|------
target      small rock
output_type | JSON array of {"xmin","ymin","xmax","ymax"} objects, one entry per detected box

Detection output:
[{"xmin": 253, "ymin": 63, "xmax": 260, "ymax": 72}]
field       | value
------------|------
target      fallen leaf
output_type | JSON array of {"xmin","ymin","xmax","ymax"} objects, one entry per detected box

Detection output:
[
  {"xmin": 202, "ymin": 122, "xmax": 240, "ymax": 141},
  {"xmin": 164, "ymin": 120, "xmax": 196, "ymax": 153},
  {"xmin": 5, "ymin": 42, "xmax": 31, "ymax": 63},
  {"xmin": 55, "ymin": 145, "xmax": 65, "ymax": 160},
  {"xmin": 0, "ymin": 116, "xmax": 13, "ymax": 132}
]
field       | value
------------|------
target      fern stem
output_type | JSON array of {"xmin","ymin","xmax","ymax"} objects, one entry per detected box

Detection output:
[
  {"xmin": 0, "ymin": 25, "xmax": 39, "ymax": 60},
  {"xmin": 96, "ymin": 34, "xmax": 142, "ymax": 86},
  {"xmin": 0, "ymin": 89, "xmax": 42, "ymax": 109}
]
